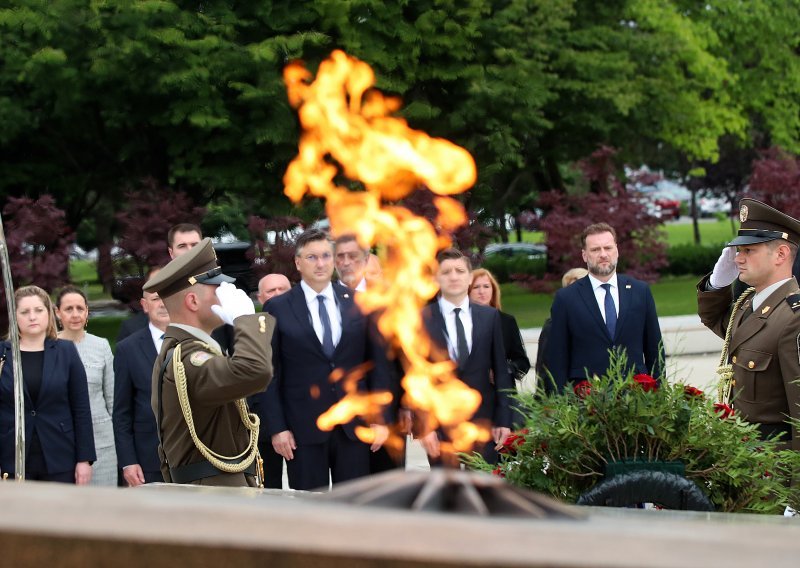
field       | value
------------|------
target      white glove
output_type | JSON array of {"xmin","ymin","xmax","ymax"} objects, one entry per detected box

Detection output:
[
  {"xmin": 211, "ymin": 281, "xmax": 255, "ymax": 325},
  {"xmin": 709, "ymin": 246, "xmax": 739, "ymax": 289}
]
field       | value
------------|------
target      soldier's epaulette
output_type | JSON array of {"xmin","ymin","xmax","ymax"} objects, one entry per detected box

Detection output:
[{"xmin": 786, "ymin": 294, "xmax": 800, "ymax": 312}]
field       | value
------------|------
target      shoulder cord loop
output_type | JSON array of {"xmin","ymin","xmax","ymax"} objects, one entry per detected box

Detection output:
[
  {"xmin": 717, "ymin": 287, "xmax": 755, "ymax": 405},
  {"xmin": 172, "ymin": 341, "xmax": 260, "ymax": 474}
]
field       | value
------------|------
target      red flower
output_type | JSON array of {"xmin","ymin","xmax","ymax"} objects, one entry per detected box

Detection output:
[
  {"xmin": 633, "ymin": 374, "xmax": 658, "ymax": 392},
  {"xmin": 492, "ymin": 467, "xmax": 505, "ymax": 478},
  {"xmin": 573, "ymin": 380, "xmax": 592, "ymax": 399},
  {"xmin": 500, "ymin": 433, "xmax": 526, "ymax": 454},
  {"xmin": 683, "ymin": 385, "xmax": 704, "ymax": 398},
  {"xmin": 713, "ymin": 403, "xmax": 735, "ymax": 419}
]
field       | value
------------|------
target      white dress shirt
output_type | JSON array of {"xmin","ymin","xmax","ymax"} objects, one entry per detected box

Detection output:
[
  {"xmin": 752, "ymin": 277, "xmax": 793, "ymax": 311},
  {"xmin": 301, "ymin": 280, "xmax": 342, "ymax": 347},
  {"xmin": 148, "ymin": 323, "xmax": 165, "ymax": 353},
  {"xmin": 438, "ymin": 295, "xmax": 473, "ymax": 362},
  {"xmin": 588, "ymin": 273, "xmax": 619, "ymax": 325}
]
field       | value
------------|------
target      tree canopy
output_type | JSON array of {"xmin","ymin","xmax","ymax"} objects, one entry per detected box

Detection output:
[{"xmin": 1, "ymin": 0, "xmax": 798, "ymax": 259}]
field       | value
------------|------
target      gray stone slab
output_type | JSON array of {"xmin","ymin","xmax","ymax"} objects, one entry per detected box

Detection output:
[{"xmin": 0, "ymin": 479, "xmax": 797, "ymax": 568}]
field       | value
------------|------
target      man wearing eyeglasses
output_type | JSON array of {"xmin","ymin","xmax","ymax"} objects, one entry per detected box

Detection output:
[
  {"xmin": 263, "ymin": 229, "xmax": 390, "ymax": 490},
  {"xmin": 334, "ymin": 234, "xmax": 369, "ymax": 291}
]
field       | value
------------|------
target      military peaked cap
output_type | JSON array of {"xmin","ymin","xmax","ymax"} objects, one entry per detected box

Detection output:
[
  {"xmin": 143, "ymin": 238, "xmax": 235, "ymax": 298},
  {"xmin": 726, "ymin": 198, "xmax": 800, "ymax": 247}
]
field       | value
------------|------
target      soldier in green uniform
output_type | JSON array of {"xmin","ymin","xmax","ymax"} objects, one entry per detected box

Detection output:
[
  {"xmin": 143, "ymin": 238, "xmax": 275, "ymax": 487},
  {"xmin": 697, "ymin": 198, "xmax": 800, "ymax": 455}
]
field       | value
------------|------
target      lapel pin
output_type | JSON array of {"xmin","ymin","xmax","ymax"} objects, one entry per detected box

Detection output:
[
  {"xmin": 625, "ymin": 284, "xmax": 632, "ymax": 289},
  {"xmin": 343, "ymin": 293, "xmax": 350, "ymax": 299},
  {"xmin": 761, "ymin": 306, "xmax": 770, "ymax": 315}
]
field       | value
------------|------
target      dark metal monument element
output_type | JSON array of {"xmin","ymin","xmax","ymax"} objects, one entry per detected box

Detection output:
[
  {"xmin": 321, "ymin": 469, "xmax": 582, "ymax": 518},
  {"xmin": 1, "ymin": 476, "xmax": 799, "ymax": 567}
]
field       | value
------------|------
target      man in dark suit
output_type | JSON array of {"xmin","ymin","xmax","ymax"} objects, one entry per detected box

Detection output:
[
  {"xmin": 420, "ymin": 248, "xmax": 513, "ymax": 465},
  {"xmin": 264, "ymin": 229, "xmax": 389, "ymax": 490},
  {"xmin": 252, "ymin": 273, "xmax": 292, "ymax": 489},
  {"xmin": 113, "ymin": 270, "xmax": 169, "ymax": 485},
  {"xmin": 543, "ymin": 222, "xmax": 665, "ymax": 394},
  {"xmin": 116, "ymin": 224, "xmax": 203, "ymax": 344}
]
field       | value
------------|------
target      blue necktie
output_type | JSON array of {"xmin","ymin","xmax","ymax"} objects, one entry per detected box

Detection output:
[
  {"xmin": 601, "ymin": 283, "xmax": 616, "ymax": 338},
  {"xmin": 453, "ymin": 307, "xmax": 469, "ymax": 367},
  {"xmin": 317, "ymin": 295, "xmax": 335, "ymax": 358}
]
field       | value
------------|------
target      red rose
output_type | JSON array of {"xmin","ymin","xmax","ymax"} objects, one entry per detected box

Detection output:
[
  {"xmin": 633, "ymin": 374, "xmax": 658, "ymax": 392},
  {"xmin": 683, "ymin": 385, "xmax": 704, "ymax": 398},
  {"xmin": 500, "ymin": 433, "xmax": 526, "ymax": 454},
  {"xmin": 713, "ymin": 403, "xmax": 735, "ymax": 419},
  {"xmin": 573, "ymin": 380, "xmax": 592, "ymax": 399},
  {"xmin": 492, "ymin": 467, "xmax": 505, "ymax": 478}
]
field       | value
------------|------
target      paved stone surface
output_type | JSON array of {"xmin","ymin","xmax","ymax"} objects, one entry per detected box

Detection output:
[{"xmin": 1, "ymin": 480, "xmax": 797, "ymax": 568}]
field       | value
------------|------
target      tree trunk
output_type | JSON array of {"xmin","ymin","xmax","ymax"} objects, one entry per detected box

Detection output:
[{"xmin": 94, "ymin": 209, "xmax": 115, "ymax": 293}]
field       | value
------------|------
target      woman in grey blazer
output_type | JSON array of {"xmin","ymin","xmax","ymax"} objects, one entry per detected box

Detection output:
[{"xmin": 56, "ymin": 286, "xmax": 117, "ymax": 486}]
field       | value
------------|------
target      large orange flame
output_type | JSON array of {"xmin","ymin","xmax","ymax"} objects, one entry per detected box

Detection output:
[{"xmin": 283, "ymin": 50, "xmax": 489, "ymax": 457}]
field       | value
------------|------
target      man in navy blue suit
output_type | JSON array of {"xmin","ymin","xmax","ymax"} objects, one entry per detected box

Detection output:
[
  {"xmin": 113, "ymin": 270, "xmax": 168, "ymax": 485},
  {"xmin": 420, "ymin": 248, "xmax": 513, "ymax": 465},
  {"xmin": 264, "ymin": 230, "xmax": 390, "ymax": 490},
  {"xmin": 543, "ymin": 222, "xmax": 665, "ymax": 393}
]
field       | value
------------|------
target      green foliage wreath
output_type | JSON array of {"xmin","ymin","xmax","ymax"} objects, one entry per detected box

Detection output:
[{"xmin": 465, "ymin": 353, "xmax": 800, "ymax": 514}]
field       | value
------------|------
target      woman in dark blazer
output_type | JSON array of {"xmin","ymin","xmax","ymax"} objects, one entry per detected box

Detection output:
[
  {"xmin": 1, "ymin": 285, "xmax": 95, "ymax": 483},
  {"xmin": 469, "ymin": 269, "xmax": 531, "ymax": 382}
]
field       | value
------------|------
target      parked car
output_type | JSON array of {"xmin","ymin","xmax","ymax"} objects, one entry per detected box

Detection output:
[
  {"xmin": 484, "ymin": 242, "xmax": 547, "ymax": 260},
  {"xmin": 698, "ymin": 193, "xmax": 731, "ymax": 217}
]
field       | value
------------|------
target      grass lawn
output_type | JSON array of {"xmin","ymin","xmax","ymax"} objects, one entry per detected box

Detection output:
[
  {"xmin": 502, "ymin": 275, "xmax": 700, "ymax": 329},
  {"xmin": 661, "ymin": 218, "xmax": 739, "ymax": 246},
  {"xmin": 69, "ymin": 259, "xmax": 106, "ymax": 300},
  {"xmin": 517, "ymin": 218, "xmax": 739, "ymax": 248}
]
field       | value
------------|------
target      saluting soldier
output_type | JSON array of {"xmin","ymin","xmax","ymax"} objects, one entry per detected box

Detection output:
[
  {"xmin": 697, "ymin": 198, "xmax": 800, "ymax": 453},
  {"xmin": 144, "ymin": 238, "xmax": 275, "ymax": 487}
]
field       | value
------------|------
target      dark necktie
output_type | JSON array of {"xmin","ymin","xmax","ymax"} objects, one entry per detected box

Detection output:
[
  {"xmin": 317, "ymin": 295, "xmax": 335, "ymax": 358},
  {"xmin": 453, "ymin": 307, "xmax": 469, "ymax": 367},
  {"xmin": 601, "ymin": 283, "xmax": 617, "ymax": 338}
]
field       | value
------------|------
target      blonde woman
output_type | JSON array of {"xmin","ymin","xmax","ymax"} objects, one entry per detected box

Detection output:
[
  {"xmin": 56, "ymin": 285, "xmax": 116, "ymax": 486},
  {"xmin": 469, "ymin": 268, "xmax": 531, "ymax": 384},
  {"xmin": 0, "ymin": 286, "xmax": 95, "ymax": 483}
]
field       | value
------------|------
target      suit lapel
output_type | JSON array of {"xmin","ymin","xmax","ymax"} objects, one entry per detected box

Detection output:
[
  {"xmin": 467, "ymin": 303, "xmax": 488, "ymax": 365},
  {"xmin": 289, "ymin": 285, "xmax": 327, "ymax": 358},
  {"xmin": 40, "ymin": 338, "xmax": 58, "ymax": 397},
  {"xmin": 424, "ymin": 301, "xmax": 449, "ymax": 353},
  {"xmin": 576, "ymin": 278, "xmax": 610, "ymax": 339},
  {"xmin": 333, "ymin": 284, "xmax": 354, "ymax": 356},
  {"xmin": 138, "ymin": 328, "xmax": 158, "ymax": 363},
  {"xmin": 615, "ymin": 275, "xmax": 631, "ymax": 341}
]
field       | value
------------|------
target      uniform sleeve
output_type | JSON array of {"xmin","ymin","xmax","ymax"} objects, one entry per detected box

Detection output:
[
  {"xmin": 697, "ymin": 273, "xmax": 735, "ymax": 339},
  {"xmin": 185, "ymin": 313, "xmax": 275, "ymax": 406}
]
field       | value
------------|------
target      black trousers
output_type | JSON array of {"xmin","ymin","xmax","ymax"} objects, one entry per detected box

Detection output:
[
  {"xmin": 286, "ymin": 426, "xmax": 369, "ymax": 491},
  {"xmin": 258, "ymin": 435, "xmax": 285, "ymax": 489}
]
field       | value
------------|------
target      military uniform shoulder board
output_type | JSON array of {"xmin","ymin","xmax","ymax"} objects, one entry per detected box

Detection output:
[
  {"xmin": 786, "ymin": 294, "xmax": 800, "ymax": 313},
  {"xmin": 189, "ymin": 351, "xmax": 214, "ymax": 366}
]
